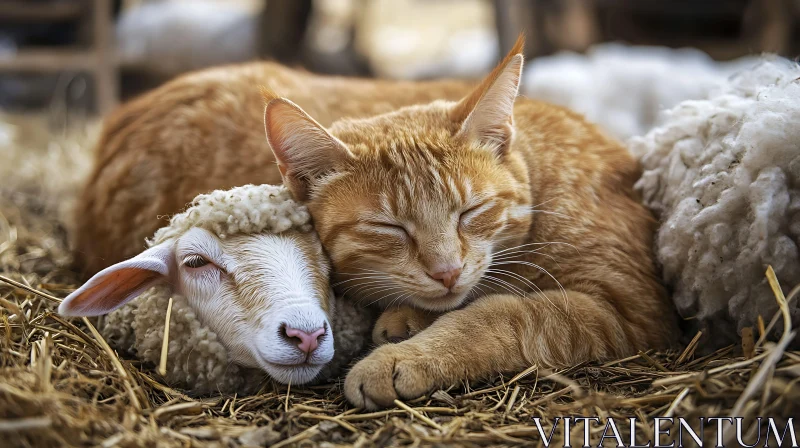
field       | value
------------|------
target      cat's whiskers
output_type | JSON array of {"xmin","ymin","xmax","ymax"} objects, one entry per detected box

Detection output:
[
  {"xmin": 492, "ymin": 246, "xmax": 547, "ymax": 258},
  {"xmin": 365, "ymin": 288, "xmax": 408, "ymax": 308},
  {"xmin": 336, "ymin": 268, "xmax": 392, "ymax": 278},
  {"xmin": 341, "ymin": 278, "xmax": 395, "ymax": 298},
  {"xmin": 355, "ymin": 286, "xmax": 405, "ymax": 308},
  {"xmin": 493, "ymin": 240, "xmax": 580, "ymax": 256},
  {"xmin": 480, "ymin": 274, "xmax": 526, "ymax": 298},
  {"xmin": 352, "ymin": 281, "xmax": 401, "ymax": 297},
  {"xmin": 467, "ymin": 281, "xmax": 493, "ymax": 302},
  {"xmin": 492, "ymin": 248, "xmax": 562, "ymax": 269},
  {"xmin": 338, "ymin": 277, "xmax": 391, "ymax": 291},
  {"xmin": 354, "ymin": 283, "xmax": 399, "ymax": 295},
  {"xmin": 529, "ymin": 197, "xmax": 558, "ymax": 209},
  {"xmin": 351, "ymin": 267, "xmax": 387, "ymax": 274},
  {"xmin": 360, "ymin": 288, "xmax": 403, "ymax": 306},
  {"xmin": 345, "ymin": 268, "xmax": 431, "ymax": 296},
  {"xmin": 474, "ymin": 280, "xmax": 499, "ymax": 296},
  {"xmin": 383, "ymin": 291, "xmax": 412, "ymax": 309},
  {"xmin": 332, "ymin": 273, "xmax": 392, "ymax": 288},
  {"xmin": 485, "ymin": 268, "xmax": 553, "ymax": 307},
  {"xmin": 526, "ymin": 197, "xmax": 572, "ymax": 218},
  {"xmin": 527, "ymin": 208, "xmax": 571, "ymax": 220},
  {"xmin": 493, "ymin": 241, "xmax": 547, "ymax": 254},
  {"xmin": 492, "ymin": 260, "xmax": 569, "ymax": 311},
  {"xmin": 493, "ymin": 247, "xmax": 550, "ymax": 261}
]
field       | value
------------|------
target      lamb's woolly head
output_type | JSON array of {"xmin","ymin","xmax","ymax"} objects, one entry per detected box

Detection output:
[
  {"xmin": 62, "ymin": 182, "xmax": 373, "ymax": 392},
  {"xmin": 149, "ymin": 183, "xmax": 312, "ymax": 246},
  {"xmin": 632, "ymin": 57, "xmax": 800, "ymax": 348}
]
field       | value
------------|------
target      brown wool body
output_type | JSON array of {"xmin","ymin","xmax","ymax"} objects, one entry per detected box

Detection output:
[{"xmin": 263, "ymin": 37, "xmax": 680, "ymax": 409}]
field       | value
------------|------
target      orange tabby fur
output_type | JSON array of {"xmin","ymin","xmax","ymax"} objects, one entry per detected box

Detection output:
[
  {"xmin": 73, "ymin": 62, "xmax": 473, "ymax": 276},
  {"xmin": 263, "ymin": 37, "xmax": 679, "ymax": 409}
]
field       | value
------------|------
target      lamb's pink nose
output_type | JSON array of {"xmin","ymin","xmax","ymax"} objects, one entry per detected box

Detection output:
[
  {"xmin": 284, "ymin": 326, "xmax": 325, "ymax": 354},
  {"xmin": 429, "ymin": 267, "xmax": 462, "ymax": 290}
]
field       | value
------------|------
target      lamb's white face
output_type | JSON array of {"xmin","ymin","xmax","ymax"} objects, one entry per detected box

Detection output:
[
  {"xmin": 174, "ymin": 228, "xmax": 335, "ymax": 384},
  {"xmin": 59, "ymin": 227, "xmax": 335, "ymax": 385}
]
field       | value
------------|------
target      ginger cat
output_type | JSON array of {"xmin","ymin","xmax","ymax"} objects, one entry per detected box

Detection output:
[
  {"xmin": 73, "ymin": 62, "xmax": 473, "ymax": 276},
  {"xmin": 263, "ymin": 37, "xmax": 678, "ymax": 409}
]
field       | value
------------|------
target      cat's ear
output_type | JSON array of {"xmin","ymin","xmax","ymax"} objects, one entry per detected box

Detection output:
[
  {"xmin": 263, "ymin": 97, "xmax": 352, "ymax": 201},
  {"xmin": 452, "ymin": 34, "xmax": 524, "ymax": 156}
]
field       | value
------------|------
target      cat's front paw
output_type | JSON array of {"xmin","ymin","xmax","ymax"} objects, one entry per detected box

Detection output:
[
  {"xmin": 344, "ymin": 343, "xmax": 436, "ymax": 410},
  {"xmin": 372, "ymin": 305, "xmax": 440, "ymax": 345}
]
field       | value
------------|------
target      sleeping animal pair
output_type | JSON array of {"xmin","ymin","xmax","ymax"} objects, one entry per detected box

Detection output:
[{"xmin": 62, "ymin": 38, "xmax": 677, "ymax": 408}]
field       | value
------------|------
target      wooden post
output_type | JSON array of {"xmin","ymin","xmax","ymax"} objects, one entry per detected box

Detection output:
[
  {"xmin": 93, "ymin": 0, "xmax": 118, "ymax": 114},
  {"xmin": 743, "ymin": 0, "xmax": 793, "ymax": 54},
  {"xmin": 494, "ymin": 0, "xmax": 540, "ymax": 57},
  {"xmin": 0, "ymin": 0, "xmax": 119, "ymax": 115},
  {"xmin": 258, "ymin": 0, "xmax": 313, "ymax": 63}
]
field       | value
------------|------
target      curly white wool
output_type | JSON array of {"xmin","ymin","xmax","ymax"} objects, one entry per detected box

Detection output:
[
  {"xmin": 100, "ymin": 184, "xmax": 371, "ymax": 394},
  {"xmin": 149, "ymin": 183, "xmax": 312, "ymax": 246},
  {"xmin": 632, "ymin": 57, "xmax": 800, "ymax": 347},
  {"xmin": 102, "ymin": 286, "xmax": 261, "ymax": 393}
]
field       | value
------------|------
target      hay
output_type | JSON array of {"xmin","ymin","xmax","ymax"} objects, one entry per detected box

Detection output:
[{"xmin": 1, "ymin": 117, "xmax": 799, "ymax": 447}]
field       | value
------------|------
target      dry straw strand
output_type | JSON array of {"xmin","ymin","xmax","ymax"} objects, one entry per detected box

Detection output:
[{"xmin": 158, "ymin": 297, "xmax": 173, "ymax": 377}]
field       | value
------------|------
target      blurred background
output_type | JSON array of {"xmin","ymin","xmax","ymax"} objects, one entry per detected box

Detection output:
[{"xmin": 0, "ymin": 0, "xmax": 797, "ymax": 133}]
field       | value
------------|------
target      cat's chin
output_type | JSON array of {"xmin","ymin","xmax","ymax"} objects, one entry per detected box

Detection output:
[{"xmin": 411, "ymin": 290, "xmax": 470, "ymax": 312}]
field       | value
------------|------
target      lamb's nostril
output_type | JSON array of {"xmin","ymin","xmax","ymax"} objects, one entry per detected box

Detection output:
[{"xmin": 283, "ymin": 325, "xmax": 325, "ymax": 354}]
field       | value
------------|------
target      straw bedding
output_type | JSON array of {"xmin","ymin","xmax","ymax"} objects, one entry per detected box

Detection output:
[{"xmin": 1, "ymin": 115, "xmax": 798, "ymax": 447}]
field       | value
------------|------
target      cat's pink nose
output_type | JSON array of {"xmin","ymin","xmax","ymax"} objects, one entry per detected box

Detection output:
[
  {"xmin": 283, "ymin": 326, "xmax": 325, "ymax": 354},
  {"xmin": 429, "ymin": 267, "xmax": 462, "ymax": 289}
]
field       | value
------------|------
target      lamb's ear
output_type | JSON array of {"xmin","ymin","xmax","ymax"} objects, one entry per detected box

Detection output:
[
  {"xmin": 58, "ymin": 242, "xmax": 174, "ymax": 317},
  {"xmin": 451, "ymin": 34, "xmax": 525, "ymax": 156},
  {"xmin": 264, "ymin": 98, "xmax": 352, "ymax": 201}
]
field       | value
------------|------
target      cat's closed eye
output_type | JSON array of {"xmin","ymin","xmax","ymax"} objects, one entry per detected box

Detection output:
[
  {"xmin": 459, "ymin": 202, "xmax": 492, "ymax": 225},
  {"xmin": 369, "ymin": 222, "xmax": 410, "ymax": 237}
]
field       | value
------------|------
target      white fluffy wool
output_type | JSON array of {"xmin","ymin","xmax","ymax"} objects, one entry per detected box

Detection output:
[
  {"xmin": 100, "ymin": 184, "xmax": 373, "ymax": 394},
  {"xmin": 632, "ymin": 58, "xmax": 800, "ymax": 347},
  {"xmin": 522, "ymin": 44, "xmax": 758, "ymax": 140},
  {"xmin": 116, "ymin": 1, "xmax": 258, "ymax": 77}
]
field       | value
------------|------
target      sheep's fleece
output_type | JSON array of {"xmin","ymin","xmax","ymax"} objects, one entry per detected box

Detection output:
[
  {"xmin": 632, "ymin": 58, "xmax": 800, "ymax": 348},
  {"xmin": 522, "ymin": 44, "xmax": 758, "ymax": 140},
  {"xmin": 99, "ymin": 185, "xmax": 374, "ymax": 394}
]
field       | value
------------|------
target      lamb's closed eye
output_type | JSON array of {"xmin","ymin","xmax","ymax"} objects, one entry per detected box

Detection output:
[{"xmin": 183, "ymin": 254, "xmax": 210, "ymax": 268}]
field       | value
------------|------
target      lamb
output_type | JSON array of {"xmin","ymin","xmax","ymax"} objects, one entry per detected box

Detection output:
[
  {"xmin": 632, "ymin": 57, "xmax": 800, "ymax": 348},
  {"xmin": 60, "ymin": 184, "xmax": 373, "ymax": 394}
]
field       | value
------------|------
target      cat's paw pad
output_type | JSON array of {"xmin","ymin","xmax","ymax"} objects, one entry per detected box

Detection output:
[
  {"xmin": 372, "ymin": 306, "xmax": 438, "ymax": 346},
  {"xmin": 344, "ymin": 344, "xmax": 434, "ymax": 410}
]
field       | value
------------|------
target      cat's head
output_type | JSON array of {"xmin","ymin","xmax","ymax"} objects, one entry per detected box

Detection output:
[{"xmin": 263, "ymin": 38, "xmax": 532, "ymax": 311}]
